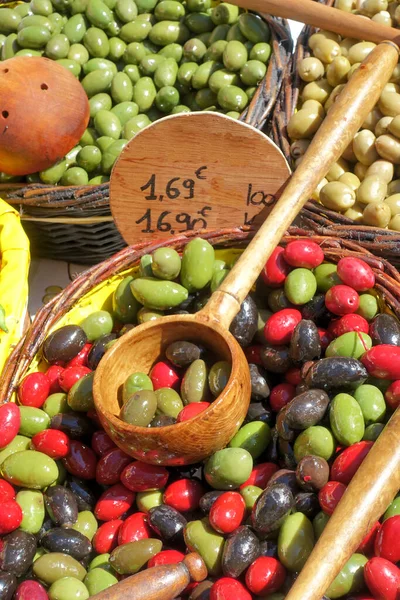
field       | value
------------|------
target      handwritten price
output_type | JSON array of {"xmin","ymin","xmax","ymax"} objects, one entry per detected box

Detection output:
[
  {"xmin": 140, "ymin": 167, "xmax": 207, "ymax": 202},
  {"xmin": 135, "ymin": 206, "xmax": 212, "ymax": 234}
]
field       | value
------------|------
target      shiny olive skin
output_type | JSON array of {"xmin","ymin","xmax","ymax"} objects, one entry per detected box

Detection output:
[
  {"xmin": 296, "ymin": 455, "xmax": 330, "ymax": 492},
  {"xmin": 245, "ymin": 401, "xmax": 274, "ymax": 427},
  {"xmin": 87, "ymin": 333, "xmax": 117, "ymax": 369},
  {"xmin": 0, "ymin": 572, "xmax": 16, "ymax": 600},
  {"xmin": 260, "ymin": 345, "xmax": 292, "ymax": 374},
  {"xmin": 51, "ymin": 412, "xmax": 94, "ymax": 439},
  {"xmin": 295, "ymin": 492, "xmax": 320, "ymax": 519},
  {"xmin": 221, "ymin": 525, "xmax": 260, "ymax": 578},
  {"xmin": 369, "ymin": 313, "xmax": 400, "ymax": 346},
  {"xmin": 289, "ymin": 319, "xmax": 321, "ymax": 363},
  {"xmin": 44, "ymin": 485, "xmax": 79, "ymax": 526},
  {"xmin": 165, "ymin": 340, "xmax": 203, "ymax": 367},
  {"xmin": 267, "ymin": 469, "xmax": 299, "ymax": 496},
  {"xmin": 249, "ymin": 363, "xmax": 270, "ymax": 401},
  {"xmin": 43, "ymin": 325, "xmax": 87, "ymax": 363},
  {"xmin": 283, "ymin": 389, "xmax": 330, "ymax": 431},
  {"xmin": 148, "ymin": 504, "xmax": 187, "ymax": 545},
  {"xmin": 230, "ymin": 295, "xmax": 258, "ymax": 347},
  {"xmin": 66, "ymin": 477, "xmax": 98, "ymax": 512},
  {"xmin": 303, "ymin": 357, "xmax": 368, "ymax": 390},
  {"xmin": 41, "ymin": 528, "xmax": 92, "ymax": 560},
  {"xmin": 199, "ymin": 490, "xmax": 224, "ymax": 515},
  {"xmin": 0, "ymin": 530, "xmax": 37, "ymax": 577},
  {"xmin": 251, "ymin": 483, "xmax": 295, "ymax": 535}
]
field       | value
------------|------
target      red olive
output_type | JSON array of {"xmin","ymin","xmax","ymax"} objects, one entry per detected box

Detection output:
[{"xmin": 0, "ymin": 403, "xmax": 20, "ymax": 450}]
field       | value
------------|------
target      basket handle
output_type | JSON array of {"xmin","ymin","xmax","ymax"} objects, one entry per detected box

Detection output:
[
  {"xmin": 91, "ymin": 553, "xmax": 207, "ymax": 600},
  {"xmin": 229, "ymin": 0, "xmax": 400, "ymax": 44},
  {"xmin": 199, "ymin": 41, "xmax": 399, "ymax": 329}
]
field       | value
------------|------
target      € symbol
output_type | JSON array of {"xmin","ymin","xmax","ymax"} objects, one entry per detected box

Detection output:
[{"xmin": 195, "ymin": 166, "xmax": 207, "ymax": 180}]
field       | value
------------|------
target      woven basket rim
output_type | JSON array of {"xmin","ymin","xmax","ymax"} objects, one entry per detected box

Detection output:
[{"xmin": 1, "ymin": 225, "xmax": 400, "ymax": 403}]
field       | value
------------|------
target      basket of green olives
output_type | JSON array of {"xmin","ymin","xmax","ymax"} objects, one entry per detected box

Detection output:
[
  {"xmin": 270, "ymin": 0, "xmax": 400, "ymax": 266},
  {"xmin": 1, "ymin": 227, "xmax": 400, "ymax": 599},
  {"xmin": 0, "ymin": 0, "xmax": 292, "ymax": 263}
]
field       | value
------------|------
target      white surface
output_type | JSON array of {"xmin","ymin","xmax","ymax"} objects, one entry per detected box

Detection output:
[{"xmin": 28, "ymin": 19, "xmax": 303, "ymax": 318}]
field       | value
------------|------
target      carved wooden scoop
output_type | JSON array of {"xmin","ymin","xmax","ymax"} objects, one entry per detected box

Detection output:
[{"xmin": 91, "ymin": 42, "xmax": 399, "ymax": 600}]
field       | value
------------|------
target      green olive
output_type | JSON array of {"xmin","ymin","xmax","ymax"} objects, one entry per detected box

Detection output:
[
  {"xmin": 356, "ymin": 175, "xmax": 387, "ymax": 205},
  {"xmin": 376, "ymin": 134, "xmax": 400, "ymax": 163},
  {"xmin": 366, "ymin": 160, "xmax": 394, "ymax": 184},
  {"xmin": 362, "ymin": 201, "xmax": 392, "ymax": 227},
  {"xmin": 298, "ymin": 56, "xmax": 324, "ymax": 82},
  {"xmin": 353, "ymin": 129, "xmax": 379, "ymax": 166},
  {"xmin": 320, "ymin": 181, "xmax": 356, "ymax": 211}
]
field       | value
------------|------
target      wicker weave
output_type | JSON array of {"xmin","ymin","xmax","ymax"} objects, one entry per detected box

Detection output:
[
  {"xmin": 2, "ymin": 226, "xmax": 400, "ymax": 403},
  {"xmin": 0, "ymin": 15, "xmax": 293, "ymax": 264}
]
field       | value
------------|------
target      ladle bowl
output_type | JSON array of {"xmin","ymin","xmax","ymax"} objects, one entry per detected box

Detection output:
[
  {"xmin": 93, "ymin": 312, "xmax": 250, "ymax": 465},
  {"xmin": 93, "ymin": 42, "xmax": 399, "ymax": 468}
]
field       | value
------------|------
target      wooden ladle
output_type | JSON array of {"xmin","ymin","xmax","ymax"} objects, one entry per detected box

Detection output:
[
  {"xmin": 0, "ymin": 57, "xmax": 89, "ymax": 175},
  {"xmin": 93, "ymin": 43, "xmax": 398, "ymax": 465}
]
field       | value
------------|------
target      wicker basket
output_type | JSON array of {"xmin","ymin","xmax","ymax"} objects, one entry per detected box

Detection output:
[
  {"xmin": 1, "ymin": 225, "xmax": 400, "ymax": 403},
  {"xmin": 0, "ymin": 14, "xmax": 293, "ymax": 264},
  {"xmin": 269, "ymin": 0, "xmax": 400, "ymax": 264},
  {"xmin": 0, "ymin": 197, "xmax": 30, "ymax": 375}
]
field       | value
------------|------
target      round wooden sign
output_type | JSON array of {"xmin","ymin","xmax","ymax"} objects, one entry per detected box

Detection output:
[{"xmin": 109, "ymin": 112, "xmax": 291, "ymax": 245}]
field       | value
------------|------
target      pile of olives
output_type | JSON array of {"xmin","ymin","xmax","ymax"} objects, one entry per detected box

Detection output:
[
  {"xmin": 0, "ymin": 0, "xmax": 272, "ymax": 185},
  {"xmin": 288, "ymin": 4, "xmax": 400, "ymax": 231},
  {"xmin": 1, "ymin": 236, "xmax": 400, "ymax": 599}
]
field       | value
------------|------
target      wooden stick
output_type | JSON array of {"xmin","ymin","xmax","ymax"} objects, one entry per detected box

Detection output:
[
  {"xmin": 91, "ymin": 553, "xmax": 207, "ymax": 600},
  {"xmin": 200, "ymin": 42, "xmax": 399, "ymax": 329},
  {"xmin": 229, "ymin": 0, "xmax": 400, "ymax": 45},
  {"xmin": 285, "ymin": 407, "xmax": 400, "ymax": 600}
]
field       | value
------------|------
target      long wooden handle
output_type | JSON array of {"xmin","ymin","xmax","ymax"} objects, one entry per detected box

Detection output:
[
  {"xmin": 91, "ymin": 553, "xmax": 207, "ymax": 600},
  {"xmin": 230, "ymin": 0, "xmax": 400, "ymax": 45},
  {"xmin": 200, "ymin": 42, "xmax": 399, "ymax": 330},
  {"xmin": 285, "ymin": 408, "xmax": 400, "ymax": 600}
]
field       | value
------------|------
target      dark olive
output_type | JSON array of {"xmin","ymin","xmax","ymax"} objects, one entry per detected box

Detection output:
[
  {"xmin": 165, "ymin": 341, "xmax": 203, "ymax": 367},
  {"xmin": 189, "ymin": 580, "xmax": 213, "ymax": 600},
  {"xmin": 51, "ymin": 412, "xmax": 94, "ymax": 439},
  {"xmin": 44, "ymin": 485, "xmax": 79, "ymax": 526},
  {"xmin": 267, "ymin": 469, "xmax": 299, "ymax": 495},
  {"xmin": 264, "ymin": 428, "xmax": 279, "ymax": 463},
  {"xmin": 150, "ymin": 415, "xmax": 176, "ymax": 427},
  {"xmin": 0, "ymin": 571, "xmax": 17, "ymax": 600},
  {"xmin": 0, "ymin": 531, "xmax": 37, "ymax": 577},
  {"xmin": 276, "ymin": 409, "xmax": 295, "ymax": 442},
  {"xmin": 148, "ymin": 504, "xmax": 187, "ymax": 545},
  {"xmin": 278, "ymin": 438, "xmax": 297, "ymax": 470},
  {"xmin": 66, "ymin": 477, "xmax": 98, "ymax": 512},
  {"xmin": 268, "ymin": 289, "xmax": 293, "ymax": 312},
  {"xmin": 369, "ymin": 313, "xmax": 400, "ymax": 346},
  {"xmin": 199, "ymin": 490, "xmax": 224, "ymax": 515},
  {"xmin": 221, "ymin": 525, "xmax": 260, "ymax": 578},
  {"xmin": 295, "ymin": 492, "xmax": 320, "ymax": 519},
  {"xmin": 296, "ymin": 455, "xmax": 330, "ymax": 492},
  {"xmin": 118, "ymin": 323, "xmax": 136, "ymax": 337},
  {"xmin": 43, "ymin": 325, "xmax": 87, "ymax": 363},
  {"xmin": 245, "ymin": 401, "xmax": 274, "ymax": 427},
  {"xmin": 249, "ymin": 363, "xmax": 270, "ymax": 401},
  {"xmin": 41, "ymin": 528, "xmax": 92, "ymax": 560},
  {"xmin": 302, "ymin": 357, "xmax": 368, "ymax": 390},
  {"xmin": 87, "ymin": 333, "xmax": 117, "ymax": 369},
  {"xmin": 36, "ymin": 516, "xmax": 54, "ymax": 543},
  {"xmin": 284, "ymin": 389, "xmax": 330, "ymax": 431},
  {"xmin": 260, "ymin": 345, "xmax": 292, "ymax": 374},
  {"xmin": 301, "ymin": 294, "xmax": 332, "ymax": 326},
  {"xmin": 259, "ymin": 539, "xmax": 278, "ymax": 557},
  {"xmin": 230, "ymin": 295, "xmax": 258, "ymax": 347},
  {"xmin": 295, "ymin": 382, "xmax": 310, "ymax": 395},
  {"xmin": 251, "ymin": 483, "xmax": 295, "ymax": 536},
  {"xmin": 289, "ymin": 319, "xmax": 321, "ymax": 363}
]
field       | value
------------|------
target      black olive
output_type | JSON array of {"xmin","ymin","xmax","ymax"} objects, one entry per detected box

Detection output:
[
  {"xmin": 230, "ymin": 295, "xmax": 258, "ymax": 347},
  {"xmin": 289, "ymin": 319, "xmax": 321, "ymax": 363},
  {"xmin": 260, "ymin": 345, "xmax": 292, "ymax": 374},
  {"xmin": 296, "ymin": 455, "xmax": 330, "ymax": 492},
  {"xmin": 222, "ymin": 526, "xmax": 260, "ymax": 578},
  {"xmin": 148, "ymin": 504, "xmax": 187, "ymax": 545},
  {"xmin": 251, "ymin": 483, "xmax": 295, "ymax": 536},
  {"xmin": 295, "ymin": 492, "xmax": 320, "ymax": 519},
  {"xmin": 87, "ymin": 333, "xmax": 117, "ymax": 369},
  {"xmin": 43, "ymin": 325, "xmax": 87, "ymax": 364},
  {"xmin": 369, "ymin": 313, "xmax": 400, "ymax": 346},
  {"xmin": 199, "ymin": 491, "xmax": 224, "ymax": 515},
  {"xmin": 0, "ymin": 530, "xmax": 37, "ymax": 577},
  {"xmin": 51, "ymin": 412, "xmax": 94, "ymax": 439},
  {"xmin": 303, "ymin": 357, "xmax": 368, "ymax": 391},
  {"xmin": 41, "ymin": 528, "xmax": 92, "ymax": 561},
  {"xmin": 249, "ymin": 364, "xmax": 270, "ymax": 401},
  {"xmin": 44, "ymin": 485, "xmax": 78, "ymax": 526}
]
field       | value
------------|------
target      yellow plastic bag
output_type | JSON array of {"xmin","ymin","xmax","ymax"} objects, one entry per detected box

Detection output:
[{"xmin": 0, "ymin": 197, "xmax": 30, "ymax": 374}]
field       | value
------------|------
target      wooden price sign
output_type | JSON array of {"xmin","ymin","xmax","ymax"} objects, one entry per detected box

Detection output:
[{"xmin": 109, "ymin": 112, "xmax": 291, "ymax": 245}]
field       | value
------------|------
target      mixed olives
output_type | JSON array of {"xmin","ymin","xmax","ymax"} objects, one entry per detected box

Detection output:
[
  {"xmin": 0, "ymin": 0, "xmax": 272, "ymax": 184},
  {"xmin": 1, "ymin": 236, "xmax": 400, "ymax": 599},
  {"xmin": 288, "ymin": 10, "xmax": 400, "ymax": 231}
]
